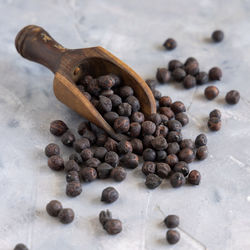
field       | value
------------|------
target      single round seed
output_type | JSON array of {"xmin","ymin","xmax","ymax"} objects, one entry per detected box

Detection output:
[
  {"xmin": 172, "ymin": 68, "xmax": 186, "ymax": 82},
  {"xmin": 204, "ymin": 86, "xmax": 219, "ymax": 100},
  {"xmin": 50, "ymin": 120, "xmax": 68, "ymax": 136},
  {"xmin": 175, "ymin": 113, "xmax": 189, "ymax": 126},
  {"xmin": 81, "ymin": 148, "xmax": 94, "ymax": 161},
  {"xmin": 184, "ymin": 57, "xmax": 198, "ymax": 66},
  {"xmin": 209, "ymin": 67, "xmax": 222, "ymax": 81},
  {"xmin": 48, "ymin": 155, "xmax": 64, "ymax": 171},
  {"xmin": 117, "ymin": 140, "xmax": 133, "ymax": 154},
  {"xmin": 152, "ymin": 89, "xmax": 162, "ymax": 100},
  {"xmin": 142, "ymin": 135, "xmax": 154, "ymax": 148},
  {"xmin": 94, "ymin": 147, "xmax": 107, "ymax": 160},
  {"xmin": 66, "ymin": 181, "xmax": 82, "ymax": 197},
  {"xmin": 120, "ymin": 153, "xmax": 139, "ymax": 169},
  {"xmin": 117, "ymin": 103, "xmax": 132, "ymax": 116},
  {"xmin": 167, "ymin": 131, "xmax": 183, "ymax": 143},
  {"xmin": 163, "ymin": 38, "xmax": 177, "ymax": 50},
  {"xmin": 58, "ymin": 208, "xmax": 75, "ymax": 224},
  {"xmin": 185, "ymin": 61, "xmax": 199, "ymax": 76},
  {"xmin": 130, "ymin": 122, "xmax": 141, "ymax": 138},
  {"xmin": 166, "ymin": 154, "xmax": 179, "ymax": 168},
  {"xmin": 151, "ymin": 136, "xmax": 168, "ymax": 150},
  {"xmin": 109, "ymin": 94, "xmax": 122, "ymax": 108},
  {"xmin": 98, "ymin": 75, "xmax": 115, "ymax": 90},
  {"xmin": 211, "ymin": 30, "xmax": 224, "ymax": 42},
  {"xmin": 104, "ymin": 137, "xmax": 118, "ymax": 152},
  {"xmin": 69, "ymin": 153, "xmax": 82, "ymax": 164},
  {"xmin": 73, "ymin": 138, "xmax": 90, "ymax": 153},
  {"xmin": 173, "ymin": 161, "xmax": 189, "ymax": 177},
  {"xmin": 130, "ymin": 138, "xmax": 144, "ymax": 155},
  {"xmin": 196, "ymin": 72, "xmax": 209, "ymax": 85},
  {"xmin": 195, "ymin": 134, "xmax": 207, "ymax": 147},
  {"xmin": 64, "ymin": 160, "xmax": 80, "ymax": 172},
  {"xmin": 81, "ymin": 167, "xmax": 97, "ymax": 182},
  {"xmin": 145, "ymin": 79, "xmax": 157, "ymax": 90},
  {"xmin": 225, "ymin": 90, "xmax": 240, "ymax": 104},
  {"xmin": 143, "ymin": 148, "xmax": 156, "ymax": 161},
  {"xmin": 142, "ymin": 161, "xmax": 156, "ymax": 176},
  {"xmin": 125, "ymin": 95, "xmax": 140, "ymax": 112},
  {"xmin": 159, "ymin": 96, "xmax": 172, "ymax": 107},
  {"xmin": 196, "ymin": 146, "xmax": 208, "ymax": 160},
  {"xmin": 156, "ymin": 150, "xmax": 167, "ymax": 162},
  {"xmin": 104, "ymin": 219, "xmax": 122, "ymax": 235},
  {"xmin": 105, "ymin": 151, "xmax": 119, "ymax": 167},
  {"xmin": 111, "ymin": 167, "xmax": 127, "ymax": 182},
  {"xmin": 97, "ymin": 163, "xmax": 113, "ymax": 179},
  {"xmin": 156, "ymin": 163, "xmax": 171, "ymax": 178},
  {"xmin": 142, "ymin": 121, "xmax": 156, "ymax": 135},
  {"xmin": 104, "ymin": 112, "xmax": 119, "ymax": 125},
  {"xmin": 183, "ymin": 75, "xmax": 196, "ymax": 89},
  {"xmin": 178, "ymin": 148, "xmax": 195, "ymax": 163},
  {"xmin": 148, "ymin": 113, "xmax": 162, "ymax": 125},
  {"xmin": 85, "ymin": 157, "xmax": 101, "ymax": 168},
  {"xmin": 166, "ymin": 229, "xmax": 180, "ymax": 244},
  {"xmin": 188, "ymin": 170, "xmax": 201, "ymax": 185},
  {"xmin": 167, "ymin": 120, "xmax": 182, "ymax": 132},
  {"xmin": 168, "ymin": 60, "xmax": 183, "ymax": 71},
  {"xmin": 66, "ymin": 171, "xmax": 80, "ymax": 183},
  {"xmin": 171, "ymin": 101, "xmax": 186, "ymax": 114},
  {"xmin": 170, "ymin": 172, "xmax": 185, "ymax": 188},
  {"xmin": 145, "ymin": 174, "xmax": 162, "ymax": 189},
  {"xmin": 131, "ymin": 111, "xmax": 145, "ymax": 123},
  {"xmin": 180, "ymin": 139, "xmax": 195, "ymax": 150},
  {"xmin": 113, "ymin": 116, "xmax": 130, "ymax": 133},
  {"xmin": 208, "ymin": 117, "xmax": 221, "ymax": 131},
  {"xmin": 61, "ymin": 131, "xmax": 75, "ymax": 146},
  {"xmin": 164, "ymin": 215, "xmax": 180, "ymax": 228},
  {"xmin": 97, "ymin": 95, "xmax": 112, "ymax": 114},
  {"xmin": 167, "ymin": 142, "xmax": 180, "ymax": 155},
  {"xmin": 77, "ymin": 121, "xmax": 89, "ymax": 135},
  {"xmin": 119, "ymin": 86, "xmax": 134, "ymax": 98},
  {"xmin": 209, "ymin": 109, "xmax": 221, "ymax": 119},
  {"xmin": 46, "ymin": 200, "xmax": 63, "ymax": 217},
  {"xmin": 101, "ymin": 187, "xmax": 119, "ymax": 203},
  {"xmin": 14, "ymin": 244, "xmax": 29, "ymax": 250},
  {"xmin": 45, "ymin": 143, "xmax": 60, "ymax": 157},
  {"xmin": 159, "ymin": 107, "xmax": 175, "ymax": 119},
  {"xmin": 156, "ymin": 68, "xmax": 171, "ymax": 83}
]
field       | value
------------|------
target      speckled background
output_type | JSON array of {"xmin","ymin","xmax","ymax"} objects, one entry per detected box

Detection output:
[{"xmin": 1, "ymin": 0, "xmax": 250, "ymax": 249}]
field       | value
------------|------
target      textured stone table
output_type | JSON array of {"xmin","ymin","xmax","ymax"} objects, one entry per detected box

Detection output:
[{"xmin": 1, "ymin": 0, "xmax": 250, "ymax": 249}]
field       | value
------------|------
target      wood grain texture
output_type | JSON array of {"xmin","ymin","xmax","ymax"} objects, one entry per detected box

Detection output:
[{"xmin": 15, "ymin": 25, "xmax": 156, "ymax": 140}]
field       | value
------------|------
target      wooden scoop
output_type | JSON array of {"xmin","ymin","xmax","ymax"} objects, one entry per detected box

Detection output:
[{"xmin": 15, "ymin": 25, "xmax": 156, "ymax": 141}]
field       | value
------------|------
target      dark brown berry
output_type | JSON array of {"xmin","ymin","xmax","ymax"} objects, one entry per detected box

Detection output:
[
  {"xmin": 196, "ymin": 146, "xmax": 208, "ymax": 160},
  {"xmin": 166, "ymin": 230, "xmax": 180, "ymax": 244},
  {"xmin": 142, "ymin": 161, "xmax": 156, "ymax": 175},
  {"xmin": 117, "ymin": 140, "xmax": 133, "ymax": 154},
  {"xmin": 145, "ymin": 174, "xmax": 162, "ymax": 189},
  {"xmin": 143, "ymin": 135, "xmax": 154, "ymax": 148},
  {"xmin": 155, "ymin": 125, "xmax": 168, "ymax": 137},
  {"xmin": 172, "ymin": 68, "xmax": 186, "ymax": 82},
  {"xmin": 46, "ymin": 200, "xmax": 63, "ymax": 217},
  {"xmin": 14, "ymin": 243, "xmax": 29, "ymax": 250},
  {"xmin": 130, "ymin": 138, "xmax": 144, "ymax": 155},
  {"xmin": 96, "ymin": 133, "xmax": 108, "ymax": 147},
  {"xmin": 151, "ymin": 136, "xmax": 168, "ymax": 150},
  {"xmin": 159, "ymin": 107, "xmax": 175, "ymax": 119},
  {"xmin": 73, "ymin": 138, "xmax": 90, "ymax": 153},
  {"xmin": 58, "ymin": 208, "xmax": 74, "ymax": 224},
  {"xmin": 225, "ymin": 90, "xmax": 240, "ymax": 104},
  {"xmin": 50, "ymin": 120, "xmax": 68, "ymax": 136},
  {"xmin": 148, "ymin": 113, "xmax": 162, "ymax": 125},
  {"xmin": 65, "ymin": 160, "xmax": 80, "ymax": 172},
  {"xmin": 164, "ymin": 215, "xmax": 179, "ymax": 228},
  {"xmin": 204, "ymin": 86, "xmax": 219, "ymax": 100},
  {"xmin": 152, "ymin": 89, "xmax": 162, "ymax": 100},
  {"xmin": 109, "ymin": 73, "xmax": 120, "ymax": 86},
  {"xmin": 48, "ymin": 155, "xmax": 64, "ymax": 171},
  {"xmin": 113, "ymin": 116, "xmax": 130, "ymax": 133},
  {"xmin": 86, "ymin": 79, "xmax": 101, "ymax": 96},
  {"xmin": 175, "ymin": 113, "xmax": 189, "ymax": 126},
  {"xmin": 120, "ymin": 153, "xmax": 139, "ymax": 169},
  {"xmin": 104, "ymin": 137, "xmax": 118, "ymax": 152},
  {"xmin": 143, "ymin": 148, "xmax": 156, "ymax": 161},
  {"xmin": 97, "ymin": 95, "xmax": 112, "ymax": 114},
  {"xmin": 142, "ymin": 121, "xmax": 156, "ymax": 135},
  {"xmin": 156, "ymin": 163, "xmax": 171, "ymax": 178},
  {"xmin": 81, "ymin": 167, "xmax": 97, "ymax": 182},
  {"xmin": 167, "ymin": 120, "xmax": 182, "ymax": 132},
  {"xmin": 167, "ymin": 131, "xmax": 182, "ymax": 143},
  {"xmin": 178, "ymin": 148, "xmax": 195, "ymax": 163},
  {"xmin": 170, "ymin": 172, "xmax": 185, "ymax": 188},
  {"xmin": 209, "ymin": 109, "xmax": 221, "ymax": 119},
  {"xmin": 111, "ymin": 167, "xmax": 127, "ymax": 182},
  {"xmin": 196, "ymin": 72, "xmax": 208, "ymax": 85},
  {"xmin": 66, "ymin": 181, "xmax": 82, "ymax": 197},
  {"xmin": 125, "ymin": 96, "xmax": 140, "ymax": 112},
  {"xmin": 188, "ymin": 170, "xmax": 201, "ymax": 185},
  {"xmin": 45, "ymin": 143, "xmax": 60, "ymax": 157},
  {"xmin": 167, "ymin": 142, "xmax": 180, "ymax": 155},
  {"xmin": 85, "ymin": 157, "xmax": 101, "ymax": 168},
  {"xmin": 104, "ymin": 112, "xmax": 119, "ymax": 125},
  {"xmin": 61, "ymin": 131, "xmax": 75, "ymax": 146},
  {"xmin": 101, "ymin": 187, "xmax": 119, "ymax": 203},
  {"xmin": 180, "ymin": 139, "xmax": 195, "ymax": 150},
  {"xmin": 166, "ymin": 154, "xmax": 179, "ymax": 168},
  {"xmin": 104, "ymin": 219, "xmax": 122, "ymax": 235},
  {"xmin": 183, "ymin": 75, "xmax": 196, "ymax": 89},
  {"xmin": 130, "ymin": 122, "xmax": 141, "ymax": 137},
  {"xmin": 66, "ymin": 171, "xmax": 80, "ymax": 183},
  {"xmin": 173, "ymin": 161, "xmax": 189, "ymax": 176},
  {"xmin": 211, "ymin": 30, "xmax": 224, "ymax": 42},
  {"xmin": 94, "ymin": 147, "xmax": 107, "ymax": 160},
  {"xmin": 171, "ymin": 101, "xmax": 186, "ymax": 114},
  {"xmin": 101, "ymin": 89, "xmax": 114, "ymax": 97},
  {"xmin": 156, "ymin": 68, "xmax": 171, "ymax": 83},
  {"xmin": 156, "ymin": 150, "xmax": 167, "ymax": 162},
  {"xmin": 185, "ymin": 61, "xmax": 199, "ymax": 76},
  {"xmin": 80, "ymin": 148, "xmax": 94, "ymax": 161},
  {"xmin": 168, "ymin": 60, "xmax": 183, "ymax": 71},
  {"xmin": 145, "ymin": 79, "xmax": 157, "ymax": 89},
  {"xmin": 184, "ymin": 57, "xmax": 198, "ymax": 66},
  {"xmin": 117, "ymin": 103, "xmax": 132, "ymax": 116},
  {"xmin": 69, "ymin": 153, "xmax": 82, "ymax": 164},
  {"xmin": 98, "ymin": 75, "xmax": 115, "ymax": 90},
  {"xmin": 163, "ymin": 38, "xmax": 177, "ymax": 50},
  {"xmin": 209, "ymin": 67, "xmax": 222, "ymax": 81},
  {"xmin": 195, "ymin": 134, "xmax": 207, "ymax": 147},
  {"xmin": 97, "ymin": 163, "xmax": 113, "ymax": 179},
  {"xmin": 119, "ymin": 86, "xmax": 134, "ymax": 98},
  {"xmin": 109, "ymin": 94, "xmax": 122, "ymax": 108},
  {"xmin": 159, "ymin": 96, "xmax": 172, "ymax": 107},
  {"xmin": 77, "ymin": 121, "xmax": 89, "ymax": 135},
  {"xmin": 208, "ymin": 117, "xmax": 221, "ymax": 131},
  {"xmin": 105, "ymin": 151, "xmax": 119, "ymax": 167},
  {"xmin": 81, "ymin": 75, "xmax": 93, "ymax": 87},
  {"xmin": 131, "ymin": 111, "xmax": 145, "ymax": 123}
]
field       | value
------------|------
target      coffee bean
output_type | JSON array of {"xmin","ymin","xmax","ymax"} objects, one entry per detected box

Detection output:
[
  {"xmin": 175, "ymin": 113, "xmax": 189, "ymax": 126},
  {"xmin": 156, "ymin": 68, "xmax": 171, "ymax": 83},
  {"xmin": 58, "ymin": 208, "xmax": 75, "ymax": 224},
  {"xmin": 131, "ymin": 111, "xmax": 145, "ymax": 123},
  {"xmin": 167, "ymin": 142, "xmax": 180, "ymax": 155},
  {"xmin": 101, "ymin": 187, "xmax": 119, "ymax": 203},
  {"xmin": 66, "ymin": 181, "xmax": 82, "ymax": 197},
  {"xmin": 196, "ymin": 72, "xmax": 209, "ymax": 85},
  {"xmin": 170, "ymin": 172, "xmax": 185, "ymax": 188},
  {"xmin": 173, "ymin": 161, "xmax": 189, "ymax": 176},
  {"xmin": 104, "ymin": 219, "xmax": 122, "ymax": 235},
  {"xmin": 14, "ymin": 243, "xmax": 29, "ymax": 250},
  {"xmin": 159, "ymin": 107, "xmax": 175, "ymax": 119},
  {"xmin": 209, "ymin": 67, "xmax": 222, "ymax": 81},
  {"xmin": 125, "ymin": 96, "xmax": 140, "ymax": 112},
  {"xmin": 50, "ymin": 120, "xmax": 68, "ymax": 136},
  {"xmin": 204, "ymin": 86, "xmax": 219, "ymax": 100},
  {"xmin": 145, "ymin": 174, "xmax": 162, "ymax": 189},
  {"xmin": 225, "ymin": 90, "xmax": 240, "ymax": 104},
  {"xmin": 45, "ymin": 143, "xmax": 60, "ymax": 157},
  {"xmin": 94, "ymin": 147, "xmax": 107, "ymax": 160},
  {"xmin": 98, "ymin": 75, "xmax": 115, "ymax": 90},
  {"xmin": 46, "ymin": 200, "xmax": 63, "ymax": 217},
  {"xmin": 143, "ymin": 148, "xmax": 156, "ymax": 161},
  {"xmin": 172, "ymin": 68, "xmax": 186, "ymax": 82},
  {"xmin": 156, "ymin": 163, "xmax": 171, "ymax": 178},
  {"xmin": 120, "ymin": 152, "xmax": 139, "ymax": 169},
  {"xmin": 183, "ymin": 75, "xmax": 196, "ymax": 89},
  {"xmin": 48, "ymin": 155, "xmax": 64, "ymax": 171},
  {"xmin": 196, "ymin": 146, "xmax": 208, "ymax": 160},
  {"xmin": 113, "ymin": 116, "xmax": 130, "ymax": 133},
  {"xmin": 111, "ymin": 167, "xmax": 127, "ymax": 182},
  {"xmin": 109, "ymin": 94, "xmax": 122, "ymax": 108},
  {"xmin": 166, "ymin": 154, "xmax": 179, "ymax": 168},
  {"xmin": 164, "ymin": 215, "xmax": 179, "ymax": 228},
  {"xmin": 208, "ymin": 117, "xmax": 221, "ymax": 131},
  {"xmin": 104, "ymin": 137, "xmax": 118, "ymax": 152},
  {"xmin": 188, "ymin": 170, "xmax": 201, "ymax": 185},
  {"xmin": 117, "ymin": 140, "xmax": 133, "ymax": 154},
  {"xmin": 104, "ymin": 112, "xmax": 119, "ymax": 125},
  {"xmin": 61, "ymin": 131, "xmax": 75, "ymax": 146},
  {"xmin": 171, "ymin": 101, "xmax": 186, "ymax": 114},
  {"xmin": 211, "ymin": 30, "xmax": 224, "ymax": 42},
  {"xmin": 97, "ymin": 163, "xmax": 113, "ymax": 179},
  {"xmin": 159, "ymin": 96, "xmax": 172, "ymax": 107},
  {"xmin": 168, "ymin": 60, "xmax": 183, "ymax": 71},
  {"xmin": 117, "ymin": 103, "xmax": 132, "ymax": 116},
  {"xmin": 81, "ymin": 167, "xmax": 97, "ymax": 182},
  {"xmin": 85, "ymin": 158, "xmax": 101, "ymax": 168},
  {"xmin": 209, "ymin": 109, "xmax": 221, "ymax": 119},
  {"xmin": 166, "ymin": 230, "xmax": 180, "ymax": 244},
  {"xmin": 73, "ymin": 138, "xmax": 90, "ymax": 153},
  {"xmin": 105, "ymin": 151, "xmax": 119, "ymax": 167},
  {"xmin": 195, "ymin": 134, "xmax": 207, "ymax": 147},
  {"xmin": 119, "ymin": 86, "xmax": 134, "ymax": 98},
  {"xmin": 66, "ymin": 171, "xmax": 80, "ymax": 183},
  {"xmin": 167, "ymin": 120, "xmax": 182, "ymax": 132},
  {"xmin": 142, "ymin": 161, "xmax": 156, "ymax": 175},
  {"xmin": 97, "ymin": 95, "xmax": 112, "ymax": 114},
  {"xmin": 167, "ymin": 131, "xmax": 183, "ymax": 143},
  {"xmin": 156, "ymin": 150, "xmax": 167, "ymax": 162},
  {"xmin": 163, "ymin": 38, "xmax": 177, "ymax": 50},
  {"xmin": 64, "ymin": 160, "xmax": 80, "ymax": 172},
  {"xmin": 142, "ymin": 121, "xmax": 156, "ymax": 135},
  {"xmin": 180, "ymin": 139, "xmax": 195, "ymax": 150},
  {"xmin": 178, "ymin": 148, "xmax": 195, "ymax": 163},
  {"xmin": 130, "ymin": 122, "xmax": 141, "ymax": 137}
]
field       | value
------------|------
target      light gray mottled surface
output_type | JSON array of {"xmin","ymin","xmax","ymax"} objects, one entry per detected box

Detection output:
[{"xmin": 1, "ymin": 0, "xmax": 250, "ymax": 249}]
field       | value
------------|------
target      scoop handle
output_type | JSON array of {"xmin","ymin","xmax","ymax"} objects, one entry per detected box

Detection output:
[{"xmin": 15, "ymin": 25, "xmax": 67, "ymax": 73}]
